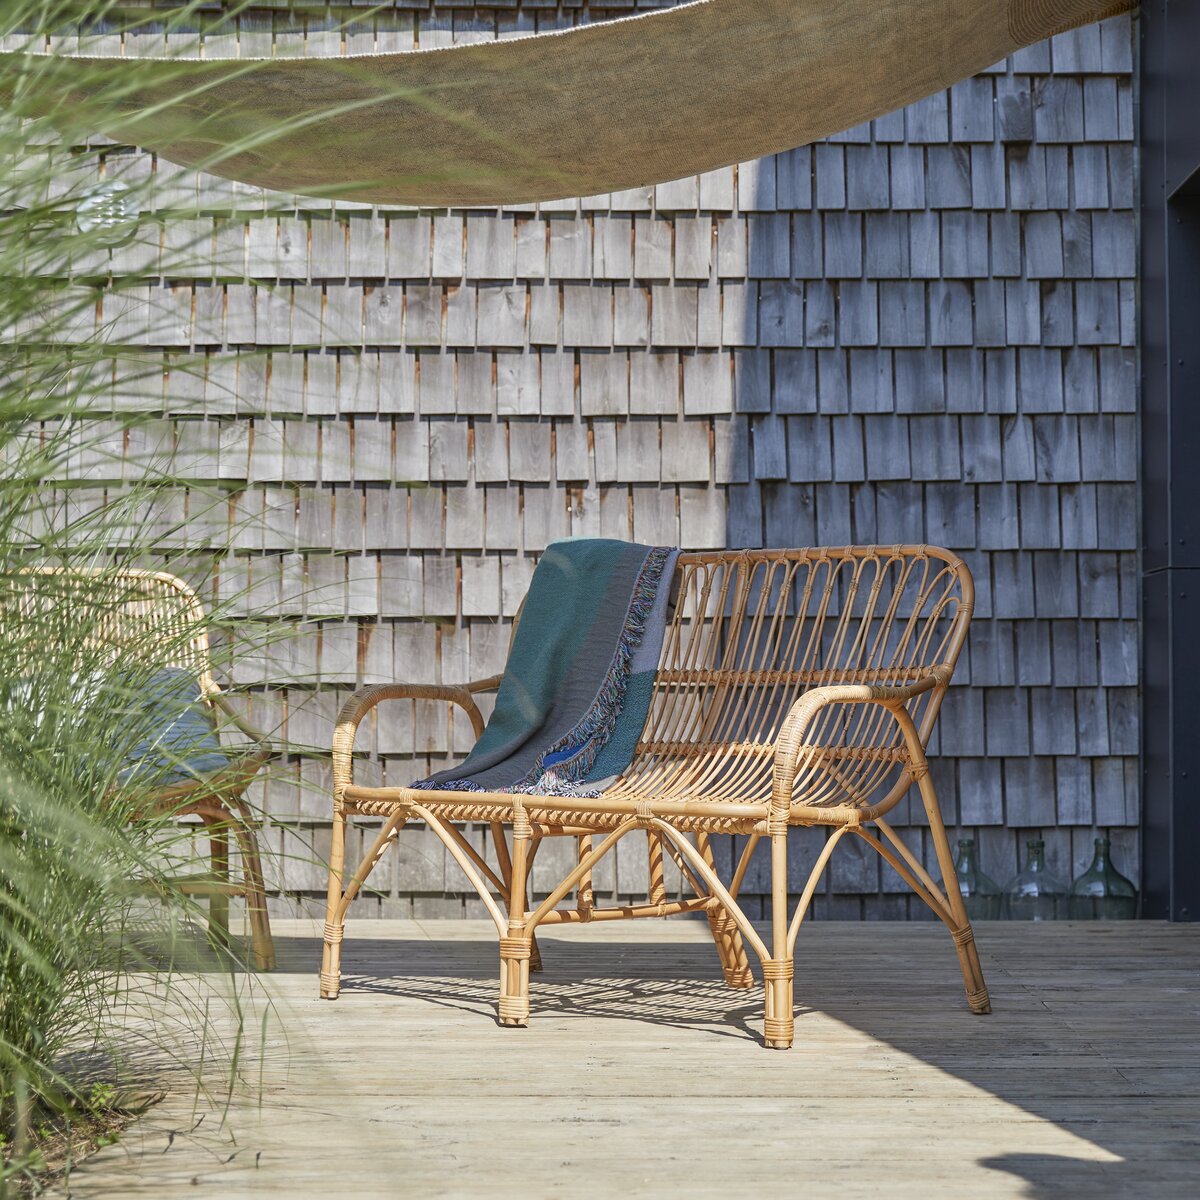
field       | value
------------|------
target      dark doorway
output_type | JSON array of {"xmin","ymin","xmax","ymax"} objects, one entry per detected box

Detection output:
[{"xmin": 1140, "ymin": 0, "xmax": 1200, "ymax": 919}]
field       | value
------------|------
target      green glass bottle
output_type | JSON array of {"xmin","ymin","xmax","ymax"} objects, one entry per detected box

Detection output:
[
  {"xmin": 954, "ymin": 838, "xmax": 1001, "ymax": 920},
  {"xmin": 1069, "ymin": 837, "xmax": 1137, "ymax": 919},
  {"xmin": 1003, "ymin": 838, "xmax": 1066, "ymax": 921}
]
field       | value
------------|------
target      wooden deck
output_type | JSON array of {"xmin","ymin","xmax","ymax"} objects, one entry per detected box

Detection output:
[{"xmin": 55, "ymin": 920, "xmax": 1200, "ymax": 1198}]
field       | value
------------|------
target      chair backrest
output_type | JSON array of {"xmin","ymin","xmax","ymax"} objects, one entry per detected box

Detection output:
[
  {"xmin": 632, "ymin": 546, "xmax": 972, "ymax": 803},
  {"xmin": 10, "ymin": 567, "xmax": 216, "ymax": 697}
]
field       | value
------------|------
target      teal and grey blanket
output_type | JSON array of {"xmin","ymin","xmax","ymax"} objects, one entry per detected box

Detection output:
[{"xmin": 416, "ymin": 539, "xmax": 678, "ymax": 796}]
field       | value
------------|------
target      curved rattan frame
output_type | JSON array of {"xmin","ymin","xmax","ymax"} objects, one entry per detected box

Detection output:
[{"xmin": 322, "ymin": 545, "xmax": 987, "ymax": 1048}]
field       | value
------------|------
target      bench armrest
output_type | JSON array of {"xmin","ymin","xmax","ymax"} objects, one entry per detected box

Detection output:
[
  {"xmin": 770, "ymin": 669, "xmax": 950, "ymax": 816},
  {"xmin": 208, "ymin": 684, "xmax": 273, "ymax": 753},
  {"xmin": 332, "ymin": 682, "xmax": 487, "ymax": 800}
]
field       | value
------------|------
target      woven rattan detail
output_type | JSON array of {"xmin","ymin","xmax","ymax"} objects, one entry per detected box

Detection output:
[
  {"xmin": 762, "ymin": 959, "xmax": 795, "ymax": 982},
  {"xmin": 763, "ymin": 1017, "xmax": 795, "ymax": 1043},
  {"xmin": 498, "ymin": 996, "xmax": 530, "ymax": 1022},
  {"xmin": 323, "ymin": 921, "xmax": 344, "ymax": 944},
  {"xmin": 952, "ymin": 926, "xmax": 976, "ymax": 948},
  {"xmin": 499, "ymin": 938, "xmax": 532, "ymax": 961}
]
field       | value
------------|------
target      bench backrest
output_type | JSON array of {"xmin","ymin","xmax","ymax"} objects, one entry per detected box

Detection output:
[
  {"xmin": 635, "ymin": 546, "xmax": 971, "ymax": 793},
  {"xmin": 10, "ymin": 567, "xmax": 215, "ymax": 696}
]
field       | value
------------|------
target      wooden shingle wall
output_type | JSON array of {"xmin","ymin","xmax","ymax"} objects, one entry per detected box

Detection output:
[{"xmin": 41, "ymin": 3, "xmax": 1138, "ymax": 916}]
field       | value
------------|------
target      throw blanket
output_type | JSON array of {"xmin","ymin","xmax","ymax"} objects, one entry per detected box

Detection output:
[{"xmin": 416, "ymin": 539, "xmax": 678, "ymax": 797}]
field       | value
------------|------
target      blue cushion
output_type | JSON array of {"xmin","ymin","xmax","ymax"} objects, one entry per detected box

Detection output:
[{"xmin": 119, "ymin": 668, "xmax": 231, "ymax": 787}]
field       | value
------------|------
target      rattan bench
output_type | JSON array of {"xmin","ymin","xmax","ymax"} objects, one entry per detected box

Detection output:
[
  {"xmin": 16, "ymin": 567, "xmax": 276, "ymax": 970},
  {"xmin": 322, "ymin": 545, "xmax": 989, "ymax": 1049}
]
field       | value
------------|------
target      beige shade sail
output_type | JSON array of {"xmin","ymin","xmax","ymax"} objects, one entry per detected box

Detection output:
[{"xmin": 0, "ymin": 0, "xmax": 1132, "ymax": 207}]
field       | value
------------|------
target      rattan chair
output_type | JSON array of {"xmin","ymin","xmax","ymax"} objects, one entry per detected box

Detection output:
[
  {"xmin": 323, "ymin": 546, "xmax": 987, "ymax": 1048},
  {"xmin": 16, "ymin": 567, "xmax": 276, "ymax": 970}
]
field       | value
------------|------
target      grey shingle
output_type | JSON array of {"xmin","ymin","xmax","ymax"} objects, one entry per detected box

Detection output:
[
  {"xmin": 733, "ymin": 349, "xmax": 771, "ymax": 413},
  {"xmin": 763, "ymin": 481, "xmax": 816, "ymax": 548},
  {"xmin": 906, "ymin": 90, "xmax": 949, "ymax": 143},
  {"xmin": 976, "ymin": 483, "xmax": 1020, "ymax": 548},
  {"xmin": 1040, "ymin": 281, "xmax": 1074, "ymax": 347},
  {"xmin": 628, "ymin": 351, "xmax": 677, "ymax": 415},
  {"xmin": 823, "ymin": 213, "xmax": 863, "ymax": 279},
  {"xmin": 923, "ymin": 480, "xmax": 974, "ymax": 545},
  {"xmin": 562, "ymin": 284, "xmax": 613, "ymax": 347},
  {"xmin": 737, "ymin": 156, "xmax": 776, "ymax": 212},
  {"xmin": 971, "ymin": 143, "xmax": 1007, "ymax": 210},
  {"xmin": 1072, "ymin": 145, "xmax": 1110, "ymax": 210},
  {"xmin": 908, "ymin": 211, "xmax": 941, "ymax": 280},
  {"xmin": 1032, "ymin": 414, "xmax": 1081, "ymax": 483},
  {"xmin": 751, "ymin": 415, "xmax": 788, "ymax": 481},
  {"xmin": 747, "ymin": 214, "xmax": 791, "ymax": 279},
  {"xmin": 910, "ymin": 417, "xmax": 962, "ymax": 481},
  {"xmin": 1091, "ymin": 211, "xmax": 1136, "ymax": 279},
  {"xmin": 773, "ymin": 350, "xmax": 818, "ymax": 413},
  {"xmin": 804, "ymin": 282, "xmax": 836, "ymax": 348},
  {"xmin": 814, "ymin": 144, "xmax": 846, "ymax": 209},
  {"xmin": 879, "ymin": 281, "xmax": 925, "ymax": 346},
  {"xmin": 785, "ymin": 416, "xmax": 832, "ymax": 483},
  {"xmin": 889, "ymin": 145, "xmax": 927, "ymax": 209},
  {"xmin": 758, "ymin": 282, "xmax": 805, "ymax": 347},
  {"xmin": 775, "ymin": 146, "xmax": 812, "ymax": 210},
  {"xmin": 674, "ymin": 217, "xmax": 712, "ymax": 281},
  {"xmin": 925, "ymin": 146, "xmax": 972, "ymax": 209},
  {"xmin": 895, "ymin": 349, "xmax": 946, "ymax": 413},
  {"xmin": 1017, "ymin": 482, "xmax": 1062, "ymax": 549},
  {"xmin": 845, "ymin": 144, "xmax": 890, "ymax": 210},
  {"xmin": 928, "ymin": 281, "xmax": 973, "ymax": 346},
  {"xmin": 1034, "ymin": 77, "xmax": 1085, "ymax": 143},
  {"xmin": 941, "ymin": 212, "xmax": 989, "ymax": 278},
  {"xmin": 633, "ymin": 216, "xmax": 672, "ymax": 280},
  {"xmin": 863, "ymin": 414, "xmax": 911, "ymax": 481},
  {"xmin": 547, "ymin": 216, "xmax": 591, "ymax": 280},
  {"xmin": 950, "ymin": 76, "xmax": 995, "ymax": 143},
  {"xmin": 865, "ymin": 214, "xmax": 910, "ymax": 279},
  {"xmin": 1017, "ymin": 348, "xmax": 1065, "ymax": 413},
  {"xmin": 1003, "ymin": 756, "xmax": 1055, "ymax": 826},
  {"xmin": 847, "ymin": 348, "xmax": 891, "ymax": 411},
  {"xmin": 831, "ymin": 415, "xmax": 865, "ymax": 482},
  {"xmin": 814, "ymin": 348, "xmax": 848, "ymax": 413},
  {"xmin": 838, "ymin": 282, "xmax": 879, "ymax": 347},
  {"xmin": 593, "ymin": 215, "xmax": 633, "ymax": 280}
]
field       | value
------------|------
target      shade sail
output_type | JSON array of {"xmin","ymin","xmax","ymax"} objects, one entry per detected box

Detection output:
[{"xmin": 0, "ymin": 0, "xmax": 1132, "ymax": 207}]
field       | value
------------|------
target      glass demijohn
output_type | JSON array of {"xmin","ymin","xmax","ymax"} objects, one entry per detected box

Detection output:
[
  {"xmin": 1004, "ymin": 838, "xmax": 1066, "ymax": 921},
  {"xmin": 954, "ymin": 838, "xmax": 1001, "ymax": 920},
  {"xmin": 1069, "ymin": 837, "xmax": 1137, "ymax": 919}
]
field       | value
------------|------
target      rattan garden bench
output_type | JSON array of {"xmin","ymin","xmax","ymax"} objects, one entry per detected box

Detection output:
[
  {"xmin": 17, "ymin": 567, "xmax": 276, "ymax": 970},
  {"xmin": 322, "ymin": 545, "xmax": 989, "ymax": 1049}
]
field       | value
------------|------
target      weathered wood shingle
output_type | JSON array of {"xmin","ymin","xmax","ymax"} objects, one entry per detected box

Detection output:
[{"xmin": 79, "ymin": 2, "xmax": 1140, "ymax": 917}]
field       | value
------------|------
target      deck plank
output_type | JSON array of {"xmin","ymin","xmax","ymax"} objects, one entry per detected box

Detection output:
[{"xmin": 53, "ymin": 921, "xmax": 1200, "ymax": 1198}]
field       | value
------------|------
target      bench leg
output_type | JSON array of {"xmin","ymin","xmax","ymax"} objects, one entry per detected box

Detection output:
[
  {"xmin": 696, "ymin": 833, "xmax": 753, "ymax": 989},
  {"xmin": 763, "ymin": 830, "xmax": 795, "ymax": 1049},
  {"xmin": 202, "ymin": 817, "xmax": 233, "ymax": 956},
  {"xmin": 498, "ymin": 813, "xmax": 533, "ymax": 1027},
  {"xmin": 226, "ymin": 804, "xmax": 276, "ymax": 972},
  {"xmin": 320, "ymin": 807, "xmax": 347, "ymax": 999},
  {"xmin": 918, "ymin": 771, "xmax": 992, "ymax": 1015}
]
